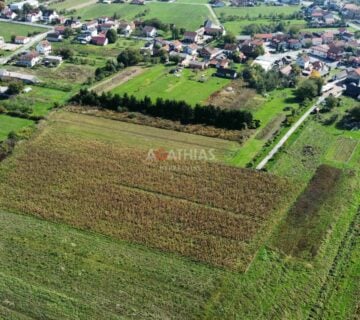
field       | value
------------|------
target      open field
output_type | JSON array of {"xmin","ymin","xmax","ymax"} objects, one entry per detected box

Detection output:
[
  {"xmin": 214, "ymin": 4, "xmax": 301, "ymax": 19},
  {"xmin": 224, "ymin": 19, "xmax": 305, "ymax": 35},
  {"xmin": 0, "ymin": 111, "xmax": 293, "ymax": 270},
  {"xmin": 73, "ymin": 3, "xmax": 213, "ymax": 30},
  {"xmin": 327, "ymin": 137, "xmax": 358, "ymax": 163},
  {"xmin": 0, "ymin": 21, "xmax": 47, "ymax": 42},
  {"xmin": 230, "ymin": 88, "xmax": 299, "ymax": 167},
  {"xmin": 112, "ymin": 64, "xmax": 231, "ymax": 106},
  {"xmin": 51, "ymin": 0, "xmax": 94, "ymax": 10},
  {"xmin": 0, "ymin": 115, "xmax": 34, "ymax": 141}
]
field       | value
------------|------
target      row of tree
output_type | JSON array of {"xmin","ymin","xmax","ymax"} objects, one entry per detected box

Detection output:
[{"xmin": 71, "ymin": 89, "xmax": 260, "ymax": 130}]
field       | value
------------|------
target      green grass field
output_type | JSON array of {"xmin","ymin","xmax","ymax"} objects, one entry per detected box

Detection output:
[
  {"xmin": 0, "ymin": 115, "xmax": 34, "ymax": 141},
  {"xmin": 51, "ymin": 0, "xmax": 94, "ymax": 10},
  {"xmin": 0, "ymin": 21, "xmax": 47, "ymax": 42},
  {"xmin": 111, "ymin": 64, "xmax": 231, "ymax": 106},
  {"xmin": 230, "ymin": 88, "xmax": 299, "ymax": 166},
  {"xmin": 224, "ymin": 19, "xmax": 305, "ymax": 35},
  {"xmin": 72, "ymin": 3, "xmax": 213, "ymax": 30},
  {"xmin": 215, "ymin": 4, "xmax": 301, "ymax": 19}
]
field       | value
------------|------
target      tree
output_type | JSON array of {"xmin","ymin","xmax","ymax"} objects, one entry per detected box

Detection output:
[
  {"xmin": 106, "ymin": 29, "xmax": 117, "ymax": 44},
  {"xmin": 117, "ymin": 48, "xmax": 143, "ymax": 67},
  {"xmin": 0, "ymin": 1, "xmax": 5, "ymax": 11},
  {"xmin": 63, "ymin": 27, "xmax": 74, "ymax": 39},
  {"xmin": 171, "ymin": 27, "xmax": 179, "ymax": 40},
  {"xmin": 6, "ymin": 81, "xmax": 24, "ymax": 95},
  {"xmin": 324, "ymin": 95, "xmax": 340, "ymax": 111},
  {"xmin": 222, "ymin": 32, "xmax": 236, "ymax": 44},
  {"xmin": 295, "ymin": 79, "xmax": 318, "ymax": 101},
  {"xmin": 55, "ymin": 48, "xmax": 74, "ymax": 60},
  {"xmin": 22, "ymin": 3, "xmax": 32, "ymax": 15}
]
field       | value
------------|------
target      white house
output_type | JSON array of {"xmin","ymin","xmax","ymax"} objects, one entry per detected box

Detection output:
[
  {"xmin": 143, "ymin": 26, "xmax": 157, "ymax": 38},
  {"xmin": 17, "ymin": 51, "xmax": 41, "ymax": 68},
  {"xmin": 26, "ymin": 10, "xmax": 42, "ymax": 23},
  {"xmin": 10, "ymin": 0, "xmax": 39, "ymax": 11},
  {"xmin": 310, "ymin": 44, "xmax": 329, "ymax": 58},
  {"xmin": 14, "ymin": 36, "xmax": 31, "ymax": 45},
  {"xmin": 296, "ymin": 54, "xmax": 311, "ymax": 69},
  {"xmin": 42, "ymin": 10, "xmax": 59, "ymax": 23},
  {"xmin": 36, "ymin": 40, "xmax": 52, "ymax": 55}
]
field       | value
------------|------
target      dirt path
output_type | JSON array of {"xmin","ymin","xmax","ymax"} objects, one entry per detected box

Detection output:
[{"xmin": 90, "ymin": 66, "xmax": 144, "ymax": 93}]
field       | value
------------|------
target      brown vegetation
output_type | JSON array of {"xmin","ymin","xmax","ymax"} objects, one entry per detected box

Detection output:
[
  {"xmin": 67, "ymin": 105, "xmax": 252, "ymax": 142},
  {"xmin": 0, "ymin": 112, "xmax": 293, "ymax": 270}
]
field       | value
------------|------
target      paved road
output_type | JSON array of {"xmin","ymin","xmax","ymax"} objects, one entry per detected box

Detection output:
[
  {"xmin": 0, "ymin": 28, "xmax": 54, "ymax": 65},
  {"xmin": 256, "ymin": 81, "xmax": 344, "ymax": 170}
]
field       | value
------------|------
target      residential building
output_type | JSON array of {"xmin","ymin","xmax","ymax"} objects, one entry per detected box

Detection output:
[
  {"xmin": 36, "ymin": 40, "xmax": 52, "ymax": 55},
  {"xmin": 17, "ymin": 51, "xmax": 41, "ymax": 67}
]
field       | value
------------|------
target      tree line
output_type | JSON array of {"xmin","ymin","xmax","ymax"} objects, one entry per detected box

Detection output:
[{"xmin": 71, "ymin": 89, "xmax": 260, "ymax": 130}]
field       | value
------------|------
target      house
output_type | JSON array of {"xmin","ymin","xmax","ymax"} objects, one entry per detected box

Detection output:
[
  {"xmin": 344, "ymin": 68, "xmax": 360, "ymax": 98},
  {"xmin": 254, "ymin": 33, "xmax": 273, "ymax": 42},
  {"xmin": 230, "ymin": 0, "xmax": 255, "ymax": 6},
  {"xmin": 296, "ymin": 54, "xmax": 310, "ymax": 69},
  {"xmin": 64, "ymin": 18, "xmax": 82, "ymax": 29},
  {"xmin": 189, "ymin": 60, "xmax": 208, "ymax": 69},
  {"xmin": 10, "ymin": 0, "xmax": 39, "ymax": 11},
  {"xmin": 198, "ymin": 46, "xmax": 222, "ymax": 59},
  {"xmin": 1, "ymin": 8, "xmax": 17, "ymax": 20},
  {"xmin": 321, "ymin": 31, "xmax": 334, "ymax": 44},
  {"xmin": 223, "ymin": 43, "xmax": 239, "ymax": 55},
  {"xmin": 54, "ymin": 26, "xmax": 66, "ymax": 35},
  {"xmin": 327, "ymin": 43, "xmax": 344, "ymax": 61},
  {"xmin": 211, "ymin": 0, "xmax": 225, "ymax": 7},
  {"xmin": 118, "ymin": 21, "xmax": 135, "ymax": 36},
  {"xmin": 98, "ymin": 21, "xmax": 118, "ymax": 32},
  {"xmin": 76, "ymin": 33, "xmax": 92, "ymax": 44},
  {"xmin": 204, "ymin": 20, "xmax": 224, "ymax": 37},
  {"xmin": 42, "ymin": 10, "xmax": 59, "ymax": 23},
  {"xmin": 36, "ymin": 40, "xmax": 52, "ymax": 55},
  {"xmin": 26, "ymin": 10, "xmax": 42, "ymax": 22},
  {"xmin": 183, "ymin": 43, "xmax": 198, "ymax": 55},
  {"xmin": 280, "ymin": 65, "xmax": 292, "ymax": 76},
  {"xmin": 91, "ymin": 34, "xmax": 108, "ymax": 46},
  {"xmin": 215, "ymin": 68, "xmax": 237, "ymax": 79},
  {"xmin": 131, "ymin": 0, "xmax": 145, "ymax": 4},
  {"xmin": 143, "ymin": 26, "xmax": 157, "ymax": 38},
  {"xmin": 17, "ymin": 51, "xmax": 41, "ymax": 67},
  {"xmin": 82, "ymin": 20, "xmax": 98, "ymax": 31},
  {"xmin": 342, "ymin": 3, "xmax": 360, "ymax": 19},
  {"xmin": 169, "ymin": 40, "xmax": 182, "ymax": 52},
  {"xmin": 14, "ymin": 36, "xmax": 30, "ymax": 45},
  {"xmin": 183, "ymin": 31, "xmax": 199, "ymax": 43},
  {"xmin": 46, "ymin": 32, "xmax": 63, "ymax": 42},
  {"xmin": 310, "ymin": 44, "xmax": 329, "ymax": 58},
  {"xmin": 0, "ymin": 69, "xmax": 39, "ymax": 84},
  {"xmin": 312, "ymin": 60, "xmax": 329, "ymax": 76},
  {"xmin": 43, "ymin": 55, "xmax": 63, "ymax": 66},
  {"xmin": 209, "ymin": 58, "xmax": 229, "ymax": 69},
  {"xmin": 288, "ymin": 39, "xmax": 301, "ymax": 50},
  {"xmin": 312, "ymin": 37, "xmax": 323, "ymax": 46}
]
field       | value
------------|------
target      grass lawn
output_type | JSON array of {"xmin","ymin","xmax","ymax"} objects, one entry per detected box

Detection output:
[
  {"xmin": 111, "ymin": 64, "xmax": 231, "ymax": 106},
  {"xmin": 0, "ymin": 114, "xmax": 34, "ymax": 141},
  {"xmin": 230, "ymin": 88, "xmax": 299, "ymax": 166},
  {"xmin": 215, "ymin": 4, "xmax": 301, "ymax": 19},
  {"xmin": 224, "ymin": 19, "xmax": 305, "ymax": 35},
  {"xmin": 51, "ymin": 0, "xmax": 93, "ymax": 10},
  {"xmin": 73, "ymin": 3, "xmax": 213, "ymax": 30},
  {"xmin": 0, "ymin": 21, "xmax": 47, "ymax": 42}
]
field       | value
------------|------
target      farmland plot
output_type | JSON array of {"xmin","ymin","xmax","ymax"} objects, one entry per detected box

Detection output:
[{"xmin": 0, "ymin": 111, "xmax": 293, "ymax": 270}]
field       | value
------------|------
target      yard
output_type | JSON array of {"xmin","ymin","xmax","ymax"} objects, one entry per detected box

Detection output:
[
  {"xmin": 0, "ymin": 21, "xmax": 47, "ymax": 42},
  {"xmin": 111, "ymin": 64, "xmax": 231, "ymax": 106},
  {"xmin": 72, "ymin": 3, "xmax": 214, "ymax": 30},
  {"xmin": 0, "ymin": 114, "xmax": 34, "ymax": 141}
]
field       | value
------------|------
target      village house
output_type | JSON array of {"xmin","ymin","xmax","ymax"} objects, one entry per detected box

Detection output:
[
  {"xmin": 0, "ymin": 69, "xmax": 39, "ymax": 83},
  {"xmin": 91, "ymin": 33, "xmax": 108, "ymax": 46},
  {"xmin": 223, "ymin": 43, "xmax": 239, "ymax": 56},
  {"xmin": 10, "ymin": 0, "xmax": 39, "ymax": 11},
  {"xmin": 327, "ymin": 42, "xmax": 345, "ymax": 61},
  {"xmin": 198, "ymin": 46, "xmax": 222, "ymax": 60},
  {"xmin": 131, "ymin": 0, "xmax": 145, "ymax": 5},
  {"xmin": 188, "ymin": 60, "xmax": 208, "ymax": 69},
  {"xmin": 211, "ymin": 0, "xmax": 225, "ymax": 7},
  {"xmin": 169, "ymin": 40, "xmax": 182, "ymax": 52},
  {"xmin": 296, "ymin": 53, "xmax": 311, "ymax": 69},
  {"xmin": 321, "ymin": 31, "xmax": 335, "ymax": 44},
  {"xmin": 82, "ymin": 20, "xmax": 99, "ymax": 31},
  {"xmin": 204, "ymin": 20, "xmax": 224, "ymax": 37},
  {"xmin": 26, "ymin": 9, "xmax": 42, "ymax": 22},
  {"xmin": 230, "ymin": 0, "xmax": 255, "ymax": 6},
  {"xmin": 36, "ymin": 40, "xmax": 52, "ymax": 55},
  {"xmin": 215, "ymin": 68, "xmax": 237, "ymax": 79},
  {"xmin": 342, "ymin": 3, "xmax": 360, "ymax": 19},
  {"xmin": 209, "ymin": 58, "xmax": 229, "ymax": 69},
  {"xmin": 183, "ymin": 43, "xmax": 198, "ymax": 55},
  {"xmin": 17, "ymin": 51, "xmax": 41, "ymax": 68},
  {"xmin": 99, "ymin": 20, "xmax": 118, "ymax": 32},
  {"xmin": 54, "ymin": 26, "xmax": 66, "ymax": 35},
  {"xmin": 143, "ymin": 26, "xmax": 157, "ymax": 38},
  {"xmin": 183, "ymin": 31, "xmax": 199, "ymax": 44},
  {"xmin": 118, "ymin": 21, "xmax": 135, "ymax": 36},
  {"xmin": 310, "ymin": 44, "xmax": 329, "ymax": 58},
  {"xmin": 46, "ymin": 32, "xmax": 63, "ymax": 42},
  {"xmin": 288, "ymin": 39, "xmax": 301, "ymax": 50},
  {"xmin": 43, "ymin": 55, "xmax": 63, "ymax": 67},
  {"xmin": 344, "ymin": 68, "xmax": 360, "ymax": 98},
  {"xmin": 1, "ymin": 8, "xmax": 17, "ymax": 20},
  {"xmin": 42, "ymin": 10, "xmax": 59, "ymax": 23},
  {"xmin": 14, "ymin": 36, "xmax": 30, "ymax": 45},
  {"xmin": 254, "ymin": 33, "xmax": 273, "ymax": 42}
]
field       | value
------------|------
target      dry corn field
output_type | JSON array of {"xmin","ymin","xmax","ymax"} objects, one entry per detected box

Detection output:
[{"xmin": 0, "ymin": 112, "xmax": 294, "ymax": 270}]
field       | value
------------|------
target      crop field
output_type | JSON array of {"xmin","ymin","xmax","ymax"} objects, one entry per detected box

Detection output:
[
  {"xmin": 0, "ymin": 111, "xmax": 293, "ymax": 270},
  {"xmin": 0, "ymin": 115, "xmax": 34, "ymax": 141},
  {"xmin": 112, "ymin": 64, "xmax": 230, "ymax": 106},
  {"xmin": 214, "ymin": 4, "xmax": 301, "ymax": 19},
  {"xmin": 0, "ymin": 22, "xmax": 47, "ymax": 42},
  {"xmin": 73, "ymin": 3, "xmax": 213, "ymax": 30}
]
